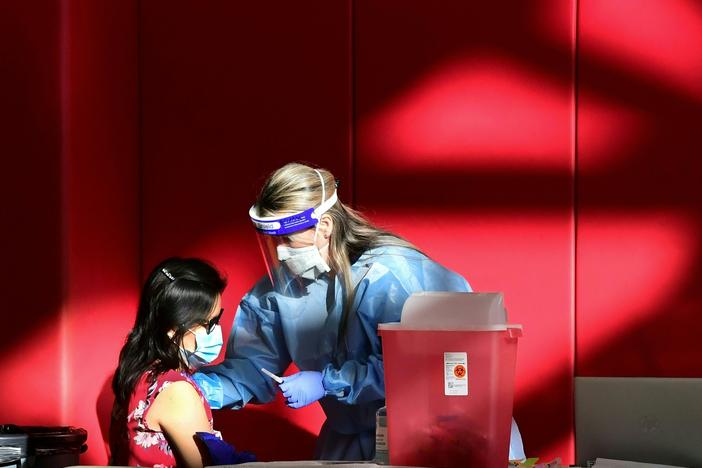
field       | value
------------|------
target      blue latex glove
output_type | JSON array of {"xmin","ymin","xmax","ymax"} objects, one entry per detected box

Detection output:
[
  {"xmin": 195, "ymin": 432, "xmax": 256, "ymax": 465},
  {"xmin": 279, "ymin": 371, "xmax": 325, "ymax": 409}
]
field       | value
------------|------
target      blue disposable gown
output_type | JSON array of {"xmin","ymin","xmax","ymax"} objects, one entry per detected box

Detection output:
[{"xmin": 195, "ymin": 246, "xmax": 525, "ymax": 461}]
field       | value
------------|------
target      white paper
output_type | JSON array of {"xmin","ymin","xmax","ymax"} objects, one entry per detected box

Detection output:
[{"xmin": 594, "ymin": 458, "xmax": 686, "ymax": 468}]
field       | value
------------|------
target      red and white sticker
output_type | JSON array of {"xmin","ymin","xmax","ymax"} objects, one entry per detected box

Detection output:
[{"xmin": 444, "ymin": 352, "xmax": 468, "ymax": 396}]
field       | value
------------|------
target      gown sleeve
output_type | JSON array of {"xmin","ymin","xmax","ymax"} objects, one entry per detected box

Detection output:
[{"xmin": 195, "ymin": 289, "xmax": 292, "ymax": 409}]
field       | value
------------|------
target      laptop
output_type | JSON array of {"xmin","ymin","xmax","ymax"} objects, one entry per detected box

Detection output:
[{"xmin": 575, "ymin": 377, "xmax": 702, "ymax": 468}]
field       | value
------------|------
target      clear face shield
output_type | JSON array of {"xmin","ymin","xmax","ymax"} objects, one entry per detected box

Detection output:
[{"xmin": 249, "ymin": 187, "xmax": 338, "ymax": 295}]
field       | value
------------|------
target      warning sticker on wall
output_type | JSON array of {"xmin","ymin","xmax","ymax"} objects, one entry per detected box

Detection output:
[{"xmin": 444, "ymin": 352, "xmax": 468, "ymax": 396}]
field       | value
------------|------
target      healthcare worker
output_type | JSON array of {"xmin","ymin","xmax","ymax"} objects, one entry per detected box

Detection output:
[{"xmin": 194, "ymin": 162, "xmax": 525, "ymax": 461}]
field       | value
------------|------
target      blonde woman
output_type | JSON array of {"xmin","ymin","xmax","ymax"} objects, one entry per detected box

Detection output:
[{"xmin": 193, "ymin": 163, "xmax": 524, "ymax": 461}]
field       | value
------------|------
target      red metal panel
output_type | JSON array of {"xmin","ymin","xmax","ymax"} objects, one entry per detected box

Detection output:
[
  {"xmin": 0, "ymin": 3, "xmax": 141, "ymax": 467},
  {"xmin": 60, "ymin": 1, "xmax": 141, "ymax": 464},
  {"xmin": 139, "ymin": 1, "xmax": 352, "ymax": 460},
  {"xmin": 355, "ymin": 0, "xmax": 576, "ymax": 462},
  {"xmin": 576, "ymin": 0, "xmax": 702, "ymax": 377},
  {"xmin": 0, "ymin": 0, "xmax": 64, "ymax": 426}
]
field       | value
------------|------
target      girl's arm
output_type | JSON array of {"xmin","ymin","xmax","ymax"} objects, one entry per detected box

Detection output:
[{"xmin": 148, "ymin": 381, "xmax": 212, "ymax": 468}]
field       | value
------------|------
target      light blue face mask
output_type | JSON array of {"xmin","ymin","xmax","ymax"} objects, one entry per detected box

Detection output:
[{"xmin": 181, "ymin": 325, "xmax": 223, "ymax": 369}]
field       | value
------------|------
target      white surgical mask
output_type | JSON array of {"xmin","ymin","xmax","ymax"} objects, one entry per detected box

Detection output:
[
  {"xmin": 276, "ymin": 227, "xmax": 331, "ymax": 280},
  {"xmin": 181, "ymin": 324, "xmax": 223, "ymax": 369}
]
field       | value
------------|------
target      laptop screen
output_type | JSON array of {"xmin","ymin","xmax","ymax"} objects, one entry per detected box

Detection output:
[{"xmin": 575, "ymin": 377, "xmax": 702, "ymax": 467}]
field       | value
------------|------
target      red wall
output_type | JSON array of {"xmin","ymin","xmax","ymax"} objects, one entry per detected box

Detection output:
[
  {"xmin": 354, "ymin": 1, "xmax": 576, "ymax": 460},
  {"xmin": 138, "ymin": 1, "xmax": 351, "ymax": 461},
  {"xmin": 2, "ymin": 1, "xmax": 701, "ymax": 465},
  {"xmin": 576, "ymin": 0, "xmax": 702, "ymax": 378},
  {"xmin": 60, "ymin": 0, "xmax": 141, "ymax": 461},
  {"xmin": 0, "ymin": 0, "xmax": 140, "ymax": 464},
  {"xmin": 1, "ymin": 0, "xmax": 64, "ymax": 426}
]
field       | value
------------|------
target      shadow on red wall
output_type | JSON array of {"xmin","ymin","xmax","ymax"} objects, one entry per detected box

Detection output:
[
  {"xmin": 3, "ymin": 0, "xmax": 702, "ymax": 464},
  {"xmin": 0, "ymin": 0, "xmax": 64, "ymax": 425}
]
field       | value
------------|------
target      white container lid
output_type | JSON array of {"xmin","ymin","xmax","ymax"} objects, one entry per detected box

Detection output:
[{"xmin": 378, "ymin": 292, "xmax": 523, "ymax": 332}]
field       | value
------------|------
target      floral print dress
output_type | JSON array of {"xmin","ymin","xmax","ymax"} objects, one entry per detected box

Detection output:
[{"xmin": 125, "ymin": 369, "xmax": 220, "ymax": 467}]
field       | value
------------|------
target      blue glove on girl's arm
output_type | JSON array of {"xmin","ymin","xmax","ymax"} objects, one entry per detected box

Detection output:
[
  {"xmin": 279, "ymin": 371, "xmax": 325, "ymax": 409},
  {"xmin": 195, "ymin": 432, "xmax": 256, "ymax": 465}
]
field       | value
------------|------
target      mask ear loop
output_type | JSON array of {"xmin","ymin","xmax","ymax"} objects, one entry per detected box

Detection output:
[{"xmin": 313, "ymin": 169, "xmax": 326, "ymax": 246}]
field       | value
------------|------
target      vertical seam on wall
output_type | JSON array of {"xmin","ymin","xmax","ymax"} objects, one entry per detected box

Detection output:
[
  {"xmin": 137, "ymin": 0, "xmax": 144, "ymax": 283},
  {"xmin": 58, "ymin": 0, "xmax": 70, "ymax": 425},
  {"xmin": 350, "ymin": 0, "xmax": 357, "ymax": 208},
  {"xmin": 573, "ymin": 0, "xmax": 580, "ymax": 378},
  {"xmin": 572, "ymin": 0, "xmax": 580, "ymax": 457}
]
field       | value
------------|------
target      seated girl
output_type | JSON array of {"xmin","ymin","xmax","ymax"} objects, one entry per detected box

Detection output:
[{"xmin": 110, "ymin": 257, "xmax": 226, "ymax": 468}]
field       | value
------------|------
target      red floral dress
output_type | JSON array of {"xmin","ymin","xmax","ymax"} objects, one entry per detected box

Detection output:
[{"xmin": 124, "ymin": 369, "xmax": 220, "ymax": 467}]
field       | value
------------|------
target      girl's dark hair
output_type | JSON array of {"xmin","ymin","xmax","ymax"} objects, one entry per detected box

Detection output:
[{"xmin": 111, "ymin": 257, "xmax": 226, "ymax": 412}]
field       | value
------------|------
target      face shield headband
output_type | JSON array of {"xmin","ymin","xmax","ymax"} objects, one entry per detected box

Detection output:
[{"xmin": 248, "ymin": 189, "xmax": 338, "ymax": 236}]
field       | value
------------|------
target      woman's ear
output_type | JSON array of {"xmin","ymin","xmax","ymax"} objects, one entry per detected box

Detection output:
[{"xmin": 318, "ymin": 214, "xmax": 334, "ymax": 240}]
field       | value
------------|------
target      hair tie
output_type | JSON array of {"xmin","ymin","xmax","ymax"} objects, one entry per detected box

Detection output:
[{"xmin": 161, "ymin": 268, "xmax": 176, "ymax": 282}]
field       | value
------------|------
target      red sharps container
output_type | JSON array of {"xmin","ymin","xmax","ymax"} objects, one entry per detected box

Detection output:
[{"xmin": 379, "ymin": 292, "xmax": 522, "ymax": 468}]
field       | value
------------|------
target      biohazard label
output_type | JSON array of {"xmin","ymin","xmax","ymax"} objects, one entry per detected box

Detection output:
[{"xmin": 444, "ymin": 352, "xmax": 468, "ymax": 396}]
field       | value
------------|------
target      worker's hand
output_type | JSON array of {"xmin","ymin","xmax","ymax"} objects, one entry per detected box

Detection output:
[{"xmin": 279, "ymin": 371, "xmax": 325, "ymax": 409}]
